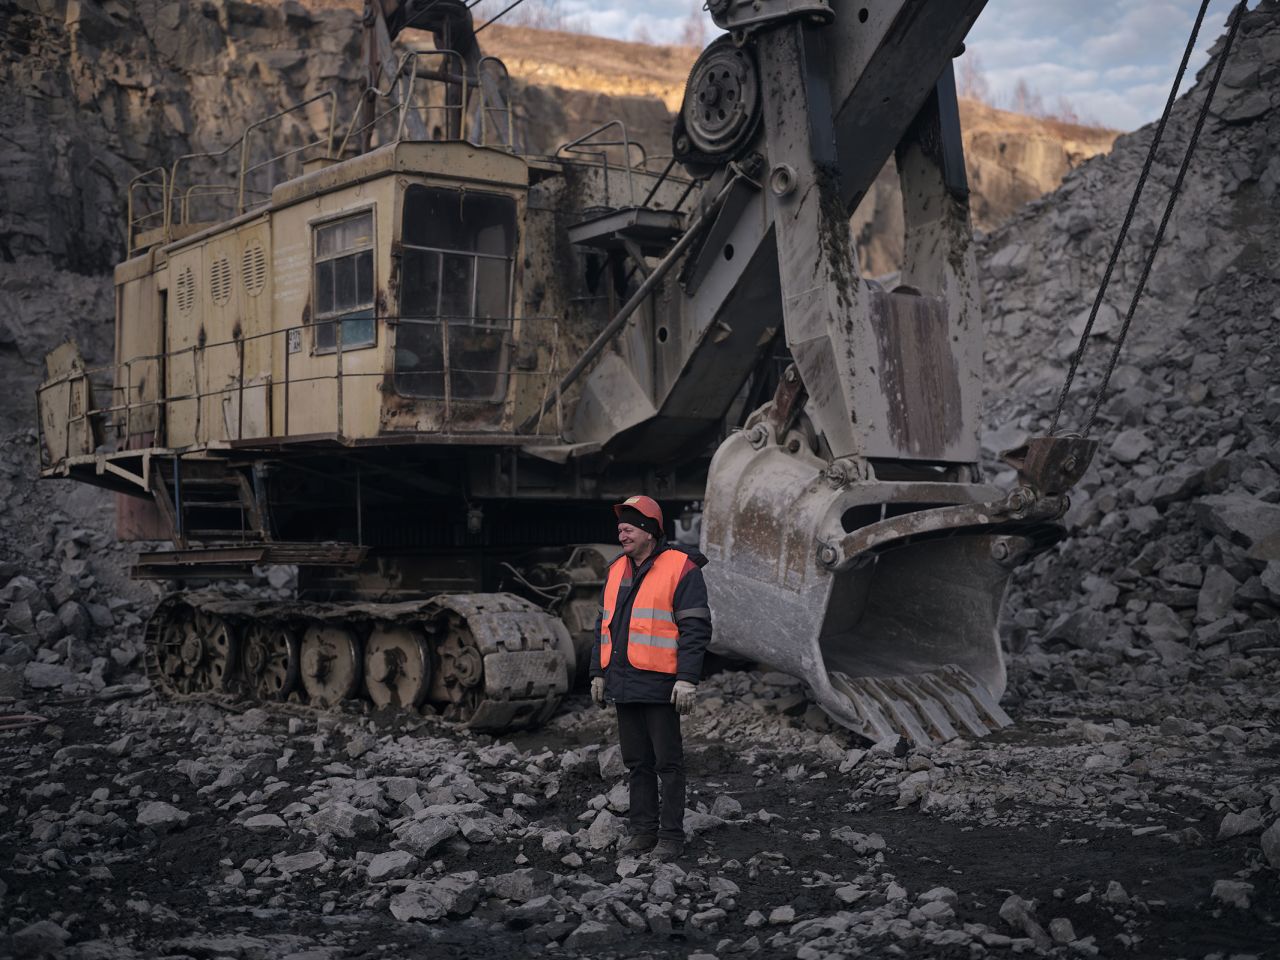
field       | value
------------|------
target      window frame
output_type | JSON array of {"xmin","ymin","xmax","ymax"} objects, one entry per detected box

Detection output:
[
  {"xmin": 310, "ymin": 206, "xmax": 378, "ymax": 355},
  {"xmin": 395, "ymin": 186, "xmax": 518, "ymax": 402},
  {"xmin": 399, "ymin": 244, "xmax": 514, "ymax": 323},
  {"xmin": 398, "ymin": 187, "xmax": 516, "ymax": 323}
]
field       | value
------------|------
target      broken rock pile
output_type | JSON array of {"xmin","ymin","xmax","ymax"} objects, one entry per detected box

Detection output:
[{"xmin": 977, "ymin": 5, "xmax": 1280, "ymax": 707}]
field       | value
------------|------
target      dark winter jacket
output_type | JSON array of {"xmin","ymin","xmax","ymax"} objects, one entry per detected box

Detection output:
[{"xmin": 589, "ymin": 542, "xmax": 712, "ymax": 703}]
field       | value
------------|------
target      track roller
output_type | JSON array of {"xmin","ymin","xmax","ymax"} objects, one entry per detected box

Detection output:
[
  {"xmin": 300, "ymin": 624, "xmax": 362, "ymax": 707},
  {"xmin": 364, "ymin": 624, "xmax": 431, "ymax": 709}
]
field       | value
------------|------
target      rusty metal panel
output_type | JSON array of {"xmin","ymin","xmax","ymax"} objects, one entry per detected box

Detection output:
[
  {"xmin": 37, "ymin": 340, "xmax": 97, "ymax": 467},
  {"xmin": 752, "ymin": 24, "xmax": 983, "ymax": 467},
  {"xmin": 116, "ymin": 492, "xmax": 169, "ymax": 541},
  {"xmin": 269, "ymin": 141, "xmax": 528, "ymax": 209},
  {"xmin": 869, "ymin": 290, "xmax": 963, "ymax": 460},
  {"xmin": 701, "ymin": 431, "xmax": 1016, "ymax": 745},
  {"xmin": 232, "ymin": 219, "xmax": 273, "ymax": 440},
  {"xmin": 200, "ymin": 231, "xmax": 240, "ymax": 444},
  {"xmin": 268, "ymin": 181, "xmax": 396, "ymax": 441},
  {"xmin": 826, "ymin": 0, "xmax": 987, "ymax": 211},
  {"xmin": 165, "ymin": 244, "xmax": 204, "ymax": 447},
  {"xmin": 379, "ymin": 177, "xmax": 532, "ymax": 436},
  {"xmin": 1001, "ymin": 435, "xmax": 1099, "ymax": 497},
  {"xmin": 115, "ymin": 253, "xmax": 162, "ymax": 439}
]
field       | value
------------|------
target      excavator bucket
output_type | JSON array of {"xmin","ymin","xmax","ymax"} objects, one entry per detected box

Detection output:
[{"xmin": 701, "ymin": 431, "xmax": 1066, "ymax": 746}]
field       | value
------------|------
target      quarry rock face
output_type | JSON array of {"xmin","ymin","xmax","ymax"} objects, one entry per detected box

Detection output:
[{"xmin": 1, "ymin": 0, "xmax": 365, "ymax": 273}]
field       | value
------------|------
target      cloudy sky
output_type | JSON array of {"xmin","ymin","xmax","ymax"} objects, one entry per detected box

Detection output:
[{"xmin": 499, "ymin": 0, "xmax": 1242, "ymax": 132}]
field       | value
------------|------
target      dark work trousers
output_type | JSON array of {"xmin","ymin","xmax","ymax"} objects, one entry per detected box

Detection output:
[{"xmin": 615, "ymin": 702, "xmax": 685, "ymax": 842}]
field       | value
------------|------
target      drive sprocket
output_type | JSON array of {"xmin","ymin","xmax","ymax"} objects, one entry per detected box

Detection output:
[
  {"xmin": 241, "ymin": 622, "xmax": 301, "ymax": 701},
  {"xmin": 145, "ymin": 601, "xmax": 239, "ymax": 696}
]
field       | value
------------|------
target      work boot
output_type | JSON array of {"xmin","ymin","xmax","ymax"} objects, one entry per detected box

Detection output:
[
  {"xmin": 618, "ymin": 834, "xmax": 657, "ymax": 855},
  {"xmin": 648, "ymin": 839, "xmax": 685, "ymax": 861}
]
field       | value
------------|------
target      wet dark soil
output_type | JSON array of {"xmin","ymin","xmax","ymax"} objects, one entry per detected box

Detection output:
[{"xmin": 3, "ymin": 696, "xmax": 1277, "ymax": 959}]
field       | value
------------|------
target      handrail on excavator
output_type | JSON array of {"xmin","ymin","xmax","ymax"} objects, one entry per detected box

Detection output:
[
  {"xmin": 337, "ymin": 49, "xmax": 486, "ymax": 155},
  {"xmin": 477, "ymin": 56, "xmax": 515, "ymax": 149},
  {"xmin": 164, "ymin": 92, "xmax": 337, "ymax": 236},
  {"xmin": 35, "ymin": 314, "xmax": 569, "ymax": 471},
  {"xmin": 131, "ymin": 45, "xmax": 519, "ymax": 254},
  {"xmin": 237, "ymin": 91, "xmax": 337, "ymax": 212},
  {"xmin": 396, "ymin": 50, "xmax": 469, "ymax": 142},
  {"xmin": 169, "ymin": 141, "xmax": 242, "ymax": 230},
  {"xmin": 178, "ymin": 184, "xmax": 239, "ymax": 226},
  {"xmin": 126, "ymin": 167, "xmax": 170, "ymax": 256},
  {"xmin": 556, "ymin": 121, "xmax": 647, "ymax": 208}
]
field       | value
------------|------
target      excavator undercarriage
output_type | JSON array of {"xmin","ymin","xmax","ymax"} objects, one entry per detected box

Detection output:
[{"xmin": 145, "ymin": 592, "xmax": 572, "ymax": 729}]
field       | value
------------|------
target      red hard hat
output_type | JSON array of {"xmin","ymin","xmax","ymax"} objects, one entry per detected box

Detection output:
[{"xmin": 613, "ymin": 495, "xmax": 664, "ymax": 534}]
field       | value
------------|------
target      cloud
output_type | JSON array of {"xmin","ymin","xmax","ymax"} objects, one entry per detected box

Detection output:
[
  {"xmin": 560, "ymin": 0, "xmax": 700, "ymax": 41},
  {"xmin": 962, "ymin": 0, "xmax": 1241, "ymax": 127},
  {"xmin": 518, "ymin": 0, "xmax": 1247, "ymax": 130}
]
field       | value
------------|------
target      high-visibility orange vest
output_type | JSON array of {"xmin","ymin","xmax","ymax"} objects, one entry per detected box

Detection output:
[{"xmin": 599, "ymin": 550, "xmax": 688, "ymax": 675}]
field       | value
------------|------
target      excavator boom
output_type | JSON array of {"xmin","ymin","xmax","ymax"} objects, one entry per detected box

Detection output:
[{"xmin": 665, "ymin": 1, "xmax": 1093, "ymax": 743}]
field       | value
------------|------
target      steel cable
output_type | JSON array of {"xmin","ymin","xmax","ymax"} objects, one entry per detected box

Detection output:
[
  {"xmin": 1082, "ymin": 1, "xmax": 1245, "ymax": 436},
  {"xmin": 1047, "ymin": 0, "xmax": 1215, "ymax": 436}
]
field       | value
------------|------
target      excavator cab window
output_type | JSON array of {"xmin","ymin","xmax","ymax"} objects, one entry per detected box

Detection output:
[
  {"xmin": 396, "ymin": 185, "xmax": 516, "ymax": 401},
  {"xmin": 313, "ymin": 210, "xmax": 376, "ymax": 353}
]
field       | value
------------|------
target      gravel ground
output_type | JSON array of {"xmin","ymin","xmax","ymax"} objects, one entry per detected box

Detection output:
[{"xmin": 2, "ymin": 671, "xmax": 1277, "ymax": 959}]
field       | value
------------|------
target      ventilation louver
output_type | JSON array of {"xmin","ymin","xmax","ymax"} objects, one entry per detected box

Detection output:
[
  {"xmin": 210, "ymin": 256, "xmax": 233, "ymax": 306},
  {"xmin": 242, "ymin": 241, "xmax": 267, "ymax": 297},
  {"xmin": 176, "ymin": 266, "xmax": 195, "ymax": 314}
]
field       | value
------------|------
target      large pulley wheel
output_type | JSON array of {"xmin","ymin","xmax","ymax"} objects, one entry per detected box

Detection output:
[
  {"xmin": 300, "ymin": 624, "xmax": 361, "ymax": 707},
  {"xmin": 154, "ymin": 608, "xmax": 238, "ymax": 695},
  {"xmin": 241, "ymin": 623, "xmax": 301, "ymax": 702},
  {"xmin": 675, "ymin": 36, "xmax": 761, "ymax": 174},
  {"xmin": 432, "ymin": 611, "xmax": 486, "ymax": 721},
  {"xmin": 364, "ymin": 624, "xmax": 431, "ymax": 709}
]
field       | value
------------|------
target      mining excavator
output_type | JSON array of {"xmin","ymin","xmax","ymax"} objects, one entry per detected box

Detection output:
[{"xmin": 35, "ymin": 0, "xmax": 1094, "ymax": 744}]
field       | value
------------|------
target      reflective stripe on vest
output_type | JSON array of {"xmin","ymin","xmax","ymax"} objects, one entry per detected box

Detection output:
[{"xmin": 599, "ymin": 550, "xmax": 688, "ymax": 675}]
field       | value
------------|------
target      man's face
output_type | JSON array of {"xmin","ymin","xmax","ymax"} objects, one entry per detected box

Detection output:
[{"xmin": 617, "ymin": 522, "xmax": 654, "ymax": 559}]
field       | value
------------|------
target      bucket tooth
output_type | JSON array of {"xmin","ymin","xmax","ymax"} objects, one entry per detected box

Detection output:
[
  {"xmin": 858, "ymin": 677, "xmax": 932, "ymax": 745},
  {"xmin": 829, "ymin": 672, "xmax": 896, "ymax": 742},
  {"xmin": 830, "ymin": 672, "xmax": 928, "ymax": 745},
  {"xmin": 829, "ymin": 669, "xmax": 998, "ymax": 745},
  {"xmin": 921, "ymin": 670, "xmax": 1008, "ymax": 737},
  {"xmin": 942, "ymin": 665, "xmax": 1013, "ymax": 729},
  {"xmin": 915, "ymin": 671, "xmax": 992, "ymax": 737},
  {"xmin": 884, "ymin": 676, "xmax": 959, "ymax": 743}
]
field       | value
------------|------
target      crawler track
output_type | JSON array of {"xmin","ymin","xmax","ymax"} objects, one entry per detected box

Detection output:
[{"xmin": 143, "ymin": 592, "xmax": 573, "ymax": 730}]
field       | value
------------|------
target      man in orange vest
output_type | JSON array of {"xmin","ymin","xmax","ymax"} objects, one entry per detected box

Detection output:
[{"xmin": 590, "ymin": 495, "xmax": 711, "ymax": 861}]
